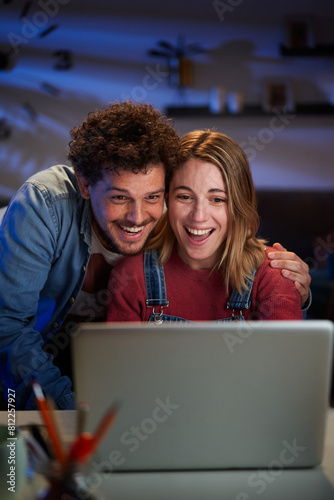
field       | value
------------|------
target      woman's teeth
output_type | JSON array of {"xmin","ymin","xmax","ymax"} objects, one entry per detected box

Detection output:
[{"xmin": 186, "ymin": 227, "xmax": 212, "ymax": 236}]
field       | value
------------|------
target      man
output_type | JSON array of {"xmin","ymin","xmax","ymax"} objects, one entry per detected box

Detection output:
[{"xmin": 0, "ymin": 101, "xmax": 311, "ymax": 410}]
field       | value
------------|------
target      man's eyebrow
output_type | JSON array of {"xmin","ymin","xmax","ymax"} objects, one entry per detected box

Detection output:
[
  {"xmin": 146, "ymin": 188, "xmax": 165, "ymax": 195},
  {"xmin": 106, "ymin": 186, "xmax": 128, "ymax": 193},
  {"xmin": 106, "ymin": 187, "xmax": 165, "ymax": 195}
]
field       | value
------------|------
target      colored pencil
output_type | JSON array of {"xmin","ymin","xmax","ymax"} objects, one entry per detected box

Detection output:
[
  {"xmin": 89, "ymin": 401, "xmax": 120, "ymax": 457},
  {"xmin": 32, "ymin": 381, "xmax": 66, "ymax": 466}
]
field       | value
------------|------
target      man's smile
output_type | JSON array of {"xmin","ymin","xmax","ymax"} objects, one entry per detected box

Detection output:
[{"xmin": 119, "ymin": 224, "xmax": 145, "ymax": 234}]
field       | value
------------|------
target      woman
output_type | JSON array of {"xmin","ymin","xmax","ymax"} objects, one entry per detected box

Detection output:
[{"xmin": 107, "ymin": 130, "xmax": 302, "ymax": 323}]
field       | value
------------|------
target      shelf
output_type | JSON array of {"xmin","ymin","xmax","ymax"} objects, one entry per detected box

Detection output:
[
  {"xmin": 280, "ymin": 44, "xmax": 334, "ymax": 57},
  {"xmin": 166, "ymin": 103, "xmax": 334, "ymax": 118}
]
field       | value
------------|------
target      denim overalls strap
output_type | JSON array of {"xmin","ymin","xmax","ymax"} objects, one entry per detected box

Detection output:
[
  {"xmin": 144, "ymin": 249, "xmax": 170, "ymax": 323},
  {"xmin": 144, "ymin": 249, "xmax": 256, "ymax": 324},
  {"xmin": 226, "ymin": 269, "xmax": 257, "ymax": 320}
]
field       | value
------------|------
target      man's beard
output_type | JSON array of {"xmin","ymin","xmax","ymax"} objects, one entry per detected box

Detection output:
[{"xmin": 92, "ymin": 217, "xmax": 158, "ymax": 255}]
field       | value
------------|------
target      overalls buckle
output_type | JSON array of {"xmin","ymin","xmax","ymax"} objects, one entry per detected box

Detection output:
[{"xmin": 150, "ymin": 305, "xmax": 169, "ymax": 324}]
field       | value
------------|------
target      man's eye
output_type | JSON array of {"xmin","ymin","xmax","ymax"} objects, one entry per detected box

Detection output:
[
  {"xmin": 111, "ymin": 195, "xmax": 127, "ymax": 201},
  {"xmin": 212, "ymin": 197, "xmax": 227, "ymax": 204},
  {"xmin": 147, "ymin": 195, "xmax": 161, "ymax": 201}
]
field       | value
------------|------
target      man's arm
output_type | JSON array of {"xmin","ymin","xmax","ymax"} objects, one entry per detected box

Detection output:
[
  {"xmin": 0, "ymin": 183, "xmax": 75, "ymax": 410},
  {"xmin": 267, "ymin": 242, "xmax": 311, "ymax": 308}
]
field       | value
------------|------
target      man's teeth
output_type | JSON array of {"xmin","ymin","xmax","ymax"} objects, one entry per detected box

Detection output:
[
  {"xmin": 120, "ymin": 224, "xmax": 144, "ymax": 233},
  {"xmin": 186, "ymin": 227, "xmax": 212, "ymax": 236}
]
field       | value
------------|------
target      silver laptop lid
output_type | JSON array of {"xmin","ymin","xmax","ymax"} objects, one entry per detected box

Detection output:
[{"xmin": 72, "ymin": 320, "xmax": 333, "ymax": 471}]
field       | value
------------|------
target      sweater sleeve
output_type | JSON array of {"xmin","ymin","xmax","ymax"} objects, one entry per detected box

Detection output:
[
  {"xmin": 251, "ymin": 251, "xmax": 303, "ymax": 320},
  {"xmin": 106, "ymin": 255, "xmax": 147, "ymax": 322}
]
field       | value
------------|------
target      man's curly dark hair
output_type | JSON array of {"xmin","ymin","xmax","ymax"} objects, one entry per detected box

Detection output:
[{"xmin": 67, "ymin": 101, "xmax": 181, "ymax": 184}]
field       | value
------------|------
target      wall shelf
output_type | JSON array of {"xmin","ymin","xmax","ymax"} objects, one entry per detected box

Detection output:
[
  {"xmin": 166, "ymin": 103, "xmax": 334, "ymax": 118},
  {"xmin": 280, "ymin": 44, "xmax": 334, "ymax": 56}
]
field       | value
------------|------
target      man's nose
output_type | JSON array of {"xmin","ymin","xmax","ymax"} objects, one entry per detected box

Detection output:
[{"xmin": 126, "ymin": 201, "xmax": 145, "ymax": 225}]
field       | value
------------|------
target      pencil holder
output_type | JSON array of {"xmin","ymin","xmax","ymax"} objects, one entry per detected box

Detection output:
[
  {"xmin": 30, "ymin": 383, "xmax": 118, "ymax": 500},
  {"xmin": 0, "ymin": 426, "xmax": 28, "ymax": 500},
  {"xmin": 37, "ymin": 463, "xmax": 103, "ymax": 500}
]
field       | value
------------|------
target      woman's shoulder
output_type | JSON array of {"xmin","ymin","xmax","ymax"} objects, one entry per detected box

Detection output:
[
  {"xmin": 256, "ymin": 246, "xmax": 280, "ymax": 274},
  {"xmin": 263, "ymin": 245, "xmax": 275, "ymax": 264},
  {"xmin": 255, "ymin": 245, "xmax": 296, "ymax": 290}
]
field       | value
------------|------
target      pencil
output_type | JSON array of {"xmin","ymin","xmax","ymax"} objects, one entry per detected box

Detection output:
[
  {"xmin": 68, "ymin": 432, "xmax": 94, "ymax": 464},
  {"xmin": 46, "ymin": 396, "xmax": 65, "ymax": 448},
  {"xmin": 32, "ymin": 381, "xmax": 66, "ymax": 466},
  {"xmin": 76, "ymin": 401, "xmax": 90, "ymax": 436},
  {"xmin": 89, "ymin": 401, "xmax": 120, "ymax": 458},
  {"xmin": 30, "ymin": 425, "xmax": 52, "ymax": 458},
  {"xmin": 68, "ymin": 402, "xmax": 120, "ymax": 465}
]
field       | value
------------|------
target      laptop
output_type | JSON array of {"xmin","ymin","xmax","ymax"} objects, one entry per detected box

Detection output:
[{"xmin": 72, "ymin": 320, "xmax": 333, "ymax": 471}]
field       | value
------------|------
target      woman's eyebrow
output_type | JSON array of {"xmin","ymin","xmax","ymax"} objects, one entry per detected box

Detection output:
[
  {"xmin": 173, "ymin": 186, "xmax": 226, "ymax": 194},
  {"xmin": 208, "ymin": 188, "xmax": 227, "ymax": 193},
  {"xmin": 172, "ymin": 185, "xmax": 192, "ymax": 192}
]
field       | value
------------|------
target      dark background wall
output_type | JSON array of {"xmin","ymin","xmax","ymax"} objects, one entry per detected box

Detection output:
[{"xmin": 0, "ymin": 0, "xmax": 333, "ymax": 318}]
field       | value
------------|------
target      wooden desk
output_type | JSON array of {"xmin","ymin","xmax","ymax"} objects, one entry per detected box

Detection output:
[{"xmin": 1, "ymin": 409, "xmax": 334, "ymax": 499}]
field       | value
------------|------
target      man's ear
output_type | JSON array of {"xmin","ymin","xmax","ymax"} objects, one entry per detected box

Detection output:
[{"xmin": 75, "ymin": 171, "xmax": 91, "ymax": 200}]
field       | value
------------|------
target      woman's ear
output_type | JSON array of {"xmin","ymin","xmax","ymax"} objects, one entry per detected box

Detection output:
[{"xmin": 75, "ymin": 171, "xmax": 91, "ymax": 200}]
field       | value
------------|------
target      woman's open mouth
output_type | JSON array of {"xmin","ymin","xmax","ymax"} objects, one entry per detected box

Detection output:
[{"xmin": 185, "ymin": 226, "xmax": 214, "ymax": 242}]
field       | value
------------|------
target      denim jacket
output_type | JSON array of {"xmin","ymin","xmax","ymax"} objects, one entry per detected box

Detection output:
[{"xmin": 0, "ymin": 165, "xmax": 92, "ymax": 409}]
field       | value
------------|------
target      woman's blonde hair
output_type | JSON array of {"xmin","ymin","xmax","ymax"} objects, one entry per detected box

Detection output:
[{"xmin": 147, "ymin": 130, "xmax": 266, "ymax": 292}]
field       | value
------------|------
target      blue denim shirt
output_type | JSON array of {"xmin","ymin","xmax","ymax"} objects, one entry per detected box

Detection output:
[{"xmin": 0, "ymin": 165, "xmax": 92, "ymax": 409}]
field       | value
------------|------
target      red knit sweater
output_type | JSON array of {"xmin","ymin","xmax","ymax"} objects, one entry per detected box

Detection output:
[{"xmin": 107, "ymin": 247, "xmax": 303, "ymax": 322}]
